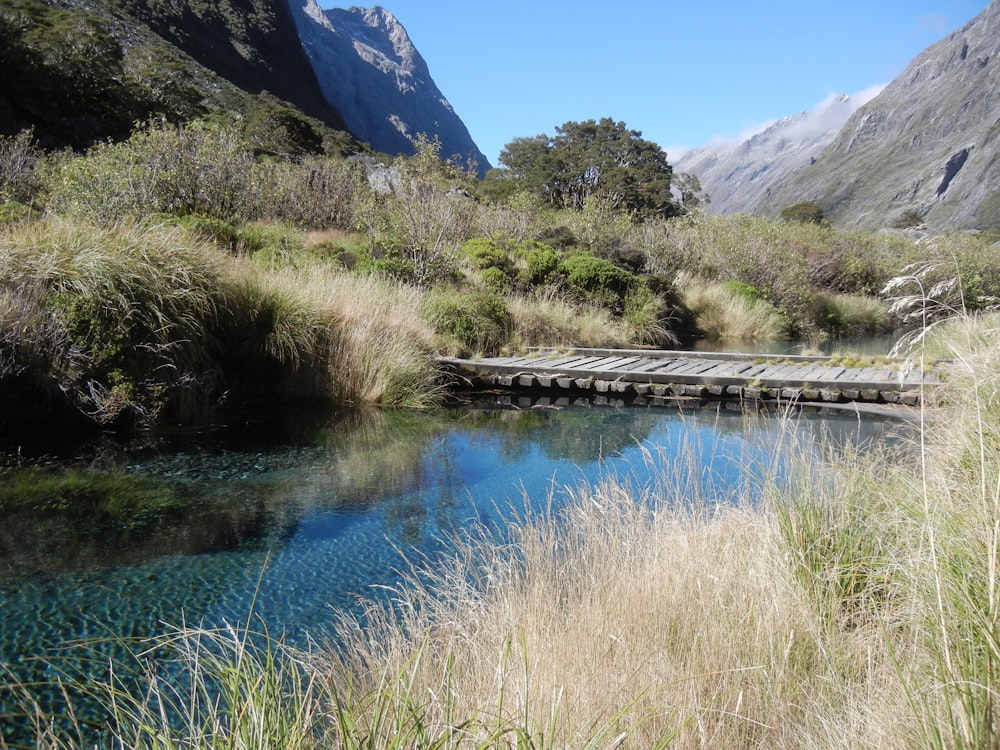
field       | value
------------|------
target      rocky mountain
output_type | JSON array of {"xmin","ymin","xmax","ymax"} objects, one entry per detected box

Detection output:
[
  {"xmin": 754, "ymin": 0, "xmax": 1000, "ymax": 232},
  {"xmin": 0, "ymin": 0, "xmax": 489, "ymax": 168},
  {"xmin": 289, "ymin": 2, "xmax": 490, "ymax": 172},
  {"xmin": 673, "ymin": 92, "xmax": 876, "ymax": 215}
]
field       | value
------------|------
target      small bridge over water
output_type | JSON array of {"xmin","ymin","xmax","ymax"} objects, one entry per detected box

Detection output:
[{"xmin": 439, "ymin": 347, "xmax": 943, "ymax": 409}]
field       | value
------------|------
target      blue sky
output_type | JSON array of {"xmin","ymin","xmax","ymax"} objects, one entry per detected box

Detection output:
[{"xmin": 320, "ymin": 1, "xmax": 987, "ymax": 167}]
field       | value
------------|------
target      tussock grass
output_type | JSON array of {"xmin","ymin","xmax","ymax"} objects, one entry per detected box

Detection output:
[
  {"xmin": 676, "ymin": 274, "xmax": 788, "ymax": 341},
  {"xmin": 0, "ymin": 218, "xmax": 226, "ymax": 424},
  {"xmin": 0, "ymin": 219, "xmax": 444, "ymax": 426},
  {"xmin": 295, "ymin": 272, "xmax": 440, "ymax": 407},
  {"xmin": 313, "ymin": 428, "xmax": 914, "ymax": 748},
  {"xmin": 810, "ymin": 292, "xmax": 892, "ymax": 337},
  {"xmin": 506, "ymin": 291, "xmax": 633, "ymax": 350}
]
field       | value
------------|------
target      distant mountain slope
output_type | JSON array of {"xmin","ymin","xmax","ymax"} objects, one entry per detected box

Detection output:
[
  {"xmin": 289, "ymin": 1, "xmax": 491, "ymax": 172},
  {"xmin": 118, "ymin": 0, "xmax": 348, "ymax": 130},
  {"xmin": 0, "ymin": 0, "xmax": 489, "ymax": 170},
  {"xmin": 674, "ymin": 93, "xmax": 875, "ymax": 215},
  {"xmin": 756, "ymin": 0, "xmax": 1000, "ymax": 232},
  {"xmin": 0, "ymin": 0, "xmax": 354, "ymax": 150}
]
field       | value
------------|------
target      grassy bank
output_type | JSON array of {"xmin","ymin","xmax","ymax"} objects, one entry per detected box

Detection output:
[
  {"xmin": 7, "ymin": 121, "xmax": 1000, "ymax": 434},
  {"xmin": 12, "ymin": 313, "xmax": 1000, "ymax": 748}
]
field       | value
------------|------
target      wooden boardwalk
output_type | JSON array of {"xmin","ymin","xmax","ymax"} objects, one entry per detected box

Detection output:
[{"xmin": 438, "ymin": 347, "xmax": 944, "ymax": 407}]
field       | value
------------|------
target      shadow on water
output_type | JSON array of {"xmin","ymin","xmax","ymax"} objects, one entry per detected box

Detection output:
[{"xmin": 0, "ymin": 400, "xmax": 911, "ymax": 744}]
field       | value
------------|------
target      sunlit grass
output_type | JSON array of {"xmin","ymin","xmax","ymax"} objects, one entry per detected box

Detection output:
[{"xmin": 676, "ymin": 274, "xmax": 789, "ymax": 341}]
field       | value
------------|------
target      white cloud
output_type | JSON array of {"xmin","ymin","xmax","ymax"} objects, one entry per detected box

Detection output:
[{"xmin": 682, "ymin": 83, "xmax": 887, "ymax": 158}]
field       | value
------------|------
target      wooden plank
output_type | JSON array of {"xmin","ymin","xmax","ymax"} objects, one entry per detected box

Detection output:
[
  {"xmin": 654, "ymin": 359, "xmax": 708, "ymax": 375},
  {"xmin": 625, "ymin": 359, "xmax": 685, "ymax": 374},
  {"xmin": 591, "ymin": 356, "xmax": 643, "ymax": 372},
  {"xmin": 697, "ymin": 363, "xmax": 751, "ymax": 378},
  {"xmin": 575, "ymin": 356, "xmax": 640, "ymax": 371},
  {"xmin": 557, "ymin": 356, "xmax": 611, "ymax": 370}
]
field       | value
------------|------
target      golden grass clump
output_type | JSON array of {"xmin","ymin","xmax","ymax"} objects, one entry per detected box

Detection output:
[
  {"xmin": 318, "ymin": 431, "xmax": 917, "ymax": 749},
  {"xmin": 675, "ymin": 274, "xmax": 788, "ymax": 341},
  {"xmin": 292, "ymin": 270, "xmax": 441, "ymax": 407},
  {"xmin": 506, "ymin": 291, "xmax": 633, "ymax": 350}
]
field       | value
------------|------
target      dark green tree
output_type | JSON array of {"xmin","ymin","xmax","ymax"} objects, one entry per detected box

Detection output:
[
  {"xmin": 780, "ymin": 201, "xmax": 827, "ymax": 225},
  {"xmin": 498, "ymin": 118, "xmax": 681, "ymax": 219}
]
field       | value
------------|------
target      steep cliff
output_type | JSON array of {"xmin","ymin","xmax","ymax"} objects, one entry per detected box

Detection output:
[
  {"xmin": 118, "ymin": 0, "xmax": 348, "ymax": 129},
  {"xmin": 289, "ymin": 1, "xmax": 490, "ymax": 172},
  {"xmin": 756, "ymin": 0, "xmax": 1000, "ymax": 231},
  {"xmin": 674, "ymin": 93, "xmax": 873, "ymax": 215}
]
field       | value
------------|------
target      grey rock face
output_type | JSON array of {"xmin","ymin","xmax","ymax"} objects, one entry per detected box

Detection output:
[
  {"xmin": 674, "ymin": 94, "xmax": 870, "ymax": 215},
  {"xmin": 755, "ymin": 1, "xmax": 1000, "ymax": 231},
  {"xmin": 288, "ymin": 1, "xmax": 490, "ymax": 173}
]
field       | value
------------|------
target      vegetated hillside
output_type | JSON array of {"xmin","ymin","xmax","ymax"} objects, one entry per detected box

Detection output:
[
  {"xmin": 114, "ymin": 0, "xmax": 350, "ymax": 130},
  {"xmin": 674, "ymin": 93, "xmax": 874, "ymax": 215},
  {"xmin": 756, "ymin": 0, "xmax": 1000, "ymax": 232},
  {"xmin": 0, "ymin": 0, "xmax": 490, "ymax": 166},
  {"xmin": 288, "ymin": 1, "xmax": 491, "ymax": 173},
  {"xmin": 0, "ymin": 0, "xmax": 361, "ymax": 152}
]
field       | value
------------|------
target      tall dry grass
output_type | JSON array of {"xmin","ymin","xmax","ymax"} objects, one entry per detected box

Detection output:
[
  {"xmin": 506, "ymin": 291, "xmax": 634, "ymax": 350},
  {"xmin": 675, "ymin": 274, "xmax": 789, "ymax": 341},
  {"xmin": 318, "ymin": 426, "xmax": 920, "ymax": 749},
  {"xmin": 290, "ymin": 271, "xmax": 441, "ymax": 407}
]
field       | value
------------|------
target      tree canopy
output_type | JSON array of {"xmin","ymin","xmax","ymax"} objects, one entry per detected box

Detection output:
[{"xmin": 496, "ymin": 118, "xmax": 681, "ymax": 220}]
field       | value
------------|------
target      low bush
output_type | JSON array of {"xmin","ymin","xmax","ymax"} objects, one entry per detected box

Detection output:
[
  {"xmin": 46, "ymin": 120, "xmax": 259, "ymax": 225},
  {"xmin": 517, "ymin": 241, "xmax": 561, "ymax": 287},
  {"xmin": 422, "ymin": 290, "xmax": 513, "ymax": 356},
  {"xmin": 557, "ymin": 251, "xmax": 637, "ymax": 312}
]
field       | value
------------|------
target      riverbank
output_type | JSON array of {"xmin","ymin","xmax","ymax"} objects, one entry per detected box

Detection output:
[{"xmin": 7, "ymin": 314, "xmax": 996, "ymax": 748}]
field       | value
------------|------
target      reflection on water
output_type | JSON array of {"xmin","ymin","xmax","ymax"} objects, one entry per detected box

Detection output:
[{"xmin": 0, "ymin": 403, "xmax": 907, "ymax": 741}]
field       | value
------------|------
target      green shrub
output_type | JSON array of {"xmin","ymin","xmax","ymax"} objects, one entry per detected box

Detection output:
[
  {"xmin": 479, "ymin": 266, "xmax": 513, "ymax": 293},
  {"xmin": 168, "ymin": 214, "xmax": 242, "ymax": 251},
  {"xmin": 722, "ymin": 280, "xmax": 766, "ymax": 302},
  {"xmin": 558, "ymin": 252, "xmax": 637, "ymax": 311},
  {"xmin": 423, "ymin": 291, "xmax": 513, "ymax": 356},
  {"xmin": 48, "ymin": 120, "xmax": 258, "ymax": 224},
  {"xmin": 517, "ymin": 242, "xmax": 561, "ymax": 286},
  {"xmin": 0, "ymin": 201, "xmax": 37, "ymax": 225},
  {"xmin": 461, "ymin": 238, "xmax": 514, "ymax": 272},
  {"xmin": 891, "ymin": 209, "xmax": 925, "ymax": 229},
  {"xmin": 780, "ymin": 201, "xmax": 827, "ymax": 225}
]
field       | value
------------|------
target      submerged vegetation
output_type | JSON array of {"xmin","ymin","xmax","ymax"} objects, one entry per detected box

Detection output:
[{"xmin": 9, "ymin": 315, "xmax": 1000, "ymax": 748}]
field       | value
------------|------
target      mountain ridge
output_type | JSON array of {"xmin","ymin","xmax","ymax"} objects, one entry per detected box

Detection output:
[
  {"xmin": 674, "ymin": 92, "xmax": 878, "ymax": 216},
  {"xmin": 289, "ymin": 1, "xmax": 490, "ymax": 172},
  {"xmin": 751, "ymin": 0, "xmax": 1000, "ymax": 231},
  {"xmin": 0, "ymin": 0, "xmax": 490, "ymax": 168}
]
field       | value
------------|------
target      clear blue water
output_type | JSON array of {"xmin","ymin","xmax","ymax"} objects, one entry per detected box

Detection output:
[{"xmin": 0, "ymin": 402, "xmax": 903, "ymax": 743}]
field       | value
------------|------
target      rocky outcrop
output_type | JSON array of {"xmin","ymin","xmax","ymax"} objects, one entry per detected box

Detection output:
[
  {"xmin": 674, "ymin": 93, "xmax": 874, "ymax": 215},
  {"xmin": 755, "ymin": 0, "xmax": 1000, "ymax": 232},
  {"xmin": 289, "ymin": 2, "xmax": 490, "ymax": 172}
]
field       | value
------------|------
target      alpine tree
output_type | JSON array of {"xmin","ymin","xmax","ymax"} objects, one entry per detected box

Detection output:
[{"xmin": 497, "ymin": 117, "xmax": 681, "ymax": 219}]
